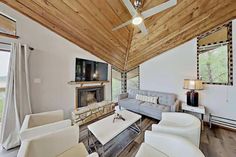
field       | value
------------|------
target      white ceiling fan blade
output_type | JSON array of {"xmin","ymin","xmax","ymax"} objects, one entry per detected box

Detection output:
[
  {"xmin": 137, "ymin": 22, "xmax": 148, "ymax": 35},
  {"xmin": 141, "ymin": 0, "xmax": 177, "ymax": 19},
  {"xmin": 122, "ymin": 0, "xmax": 138, "ymax": 17},
  {"xmin": 112, "ymin": 20, "xmax": 132, "ymax": 31}
]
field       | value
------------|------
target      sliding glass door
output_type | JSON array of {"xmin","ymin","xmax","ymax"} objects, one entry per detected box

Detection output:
[
  {"xmin": 0, "ymin": 44, "xmax": 11, "ymax": 132},
  {"xmin": 111, "ymin": 68, "xmax": 122, "ymax": 102},
  {"xmin": 127, "ymin": 67, "xmax": 140, "ymax": 91}
]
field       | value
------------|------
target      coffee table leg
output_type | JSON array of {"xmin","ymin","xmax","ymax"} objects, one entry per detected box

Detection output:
[
  {"xmin": 88, "ymin": 130, "xmax": 90, "ymax": 146},
  {"xmin": 102, "ymin": 146, "xmax": 105, "ymax": 157},
  {"xmin": 140, "ymin": 118, "xmax": 142, "ymax": 131}
]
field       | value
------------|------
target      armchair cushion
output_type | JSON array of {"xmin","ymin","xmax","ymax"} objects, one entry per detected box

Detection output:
[
  {"xmin": 135, "ymin": 143, "xmax": 168, "ymax": 157},
  {"xmin": 57, "ymin": 143, "xmax": 88, "ymax": 157}
]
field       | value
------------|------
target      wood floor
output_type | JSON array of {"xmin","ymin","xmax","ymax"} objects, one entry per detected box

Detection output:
[
  {"xmin": 80, "ymin": 116, "xmax": 236, "ymax": 157},
  {"xmin": 1, "ymin": 116, "xmax": 236, "ymax": 157}
]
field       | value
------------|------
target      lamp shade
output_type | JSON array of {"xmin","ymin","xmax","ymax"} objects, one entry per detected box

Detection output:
[{"xmin": 183, "ymin": 79, "xmax": 203, "ymax": 90}]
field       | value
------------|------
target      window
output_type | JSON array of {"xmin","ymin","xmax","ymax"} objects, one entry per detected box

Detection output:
[
  {"xmin": 0, "ymin": 42, "xmax": 11, "ymax": 123},
  {"xmin": 197, "ymin": 22, "xmax": 233, "ymax": 85},
  {"xmin": 127, "ymin": 67, "xmax": 140, "ymax": 91},
  {"xmin": 111, "ymin": 68, "xmax": 122, "ymax": 102}
]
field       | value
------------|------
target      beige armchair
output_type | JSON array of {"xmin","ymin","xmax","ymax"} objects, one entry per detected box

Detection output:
[
  {"xmin": 152, "ymin": 112, "xmax": 201, "ymax": 147},
  {"xmin": 135, "ymin": 131, "xmax": 205, "ymax": 157},
  {"xmin": 20, "ymin": 110, "xmax": 71, "ymax": 141},
  {"xmin": 17, "ymin": 125, "xmax": 98, "ymax": 157}
]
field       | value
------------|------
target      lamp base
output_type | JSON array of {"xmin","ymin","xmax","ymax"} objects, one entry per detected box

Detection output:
[{"xmin": 186, "ymin": 90, "xmax": 199, "ymax": 107}]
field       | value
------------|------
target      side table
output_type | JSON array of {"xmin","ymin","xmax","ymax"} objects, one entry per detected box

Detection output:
[{"xmin": 182, "ymin": 103, "xmax": 206, "ymax": 130}]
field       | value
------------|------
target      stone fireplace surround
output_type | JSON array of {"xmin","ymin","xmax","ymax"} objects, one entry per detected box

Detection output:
[{"xmin": 71, "ymin": 81, "xmax": 115, "ymax": 126}]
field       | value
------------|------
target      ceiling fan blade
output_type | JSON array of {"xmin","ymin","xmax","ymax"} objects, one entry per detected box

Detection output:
[
  {"xmin": 112, "ymin": 20, "xmax": 132, "ymax": 31},
  {"xmin": 141, "ymin": 0, "xmax": 177, "ymax": 19},
  {"xmin": 137, "ymin": 22, "xmax": 148, "ymax": 35},
  {"xmin": 122, "ymin": 0, "xmax": 138, "ymax": 17}
]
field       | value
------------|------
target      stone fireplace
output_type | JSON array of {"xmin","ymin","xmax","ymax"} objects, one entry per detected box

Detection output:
[{"xmin": 76, "ymin": 86, "xmax": 104, "ymax": 108}]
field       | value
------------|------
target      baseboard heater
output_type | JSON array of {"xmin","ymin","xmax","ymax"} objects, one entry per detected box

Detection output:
[{"xmin": 209, "ymin": 113, "xmax": 236, "ymax": 129}]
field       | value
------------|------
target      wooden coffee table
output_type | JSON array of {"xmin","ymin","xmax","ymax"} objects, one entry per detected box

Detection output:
[{"xmin": 87, "ymin": 110, "xmax": 142, "ymax": 156}]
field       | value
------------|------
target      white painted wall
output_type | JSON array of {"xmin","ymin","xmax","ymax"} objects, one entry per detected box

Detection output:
[
  {"xmin": 140, "ymin": 19, "xmax": 236, "ymax": 120},
  {"xmin": 0, "ymin": 4, "xmax": 111, "ymax": 118}
]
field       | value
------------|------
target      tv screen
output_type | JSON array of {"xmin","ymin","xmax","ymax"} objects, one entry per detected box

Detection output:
[{"xmin": 75, "ymin": 58, "xmax": 108, "ymax": 81}]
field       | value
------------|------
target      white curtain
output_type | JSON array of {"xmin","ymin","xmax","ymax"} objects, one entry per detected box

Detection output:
[{"xmin": 0, "ymin": 43, "xmax": 32, "ymax": 150}]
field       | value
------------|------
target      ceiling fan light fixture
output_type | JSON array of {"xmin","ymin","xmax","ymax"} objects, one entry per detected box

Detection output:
[{"xmin": 132, "ymin": 16, "xmax": 143, "ymax": 25}]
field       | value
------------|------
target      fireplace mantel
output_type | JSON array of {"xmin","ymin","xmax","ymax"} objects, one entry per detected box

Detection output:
[{"xmin": 68, "ymin": 80, "xmax": 109, "ymax": 87}]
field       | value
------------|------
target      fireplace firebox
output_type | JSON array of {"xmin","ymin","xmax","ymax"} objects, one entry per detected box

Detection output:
[{"xmin": 76, "ymin": 86, "xmax": 104, "ymax": 108}]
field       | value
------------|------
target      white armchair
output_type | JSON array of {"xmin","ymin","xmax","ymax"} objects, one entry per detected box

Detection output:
[
  {"xmin": 135, "ymin": 131, "xmax": 205, "ymax": 157},
  {"xmin": 152, "ymin": 112, "xmax": 201, "ymax": 147},
  {"xmin": 17, "ymin": 125, "xmax": 98, "ymax": 157},
  {"xmin": 20, "ymin": 110, "xmax": 71, "ymax": 141}
]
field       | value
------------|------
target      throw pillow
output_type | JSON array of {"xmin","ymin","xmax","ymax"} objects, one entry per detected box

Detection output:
[{"xmin": 136, "ymin": 94, "xmax": 159, "ymax": 104}]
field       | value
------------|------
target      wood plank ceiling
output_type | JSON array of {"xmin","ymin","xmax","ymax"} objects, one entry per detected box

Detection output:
[{"xmin": 1, "ymin": 0, "xmax": 236, "ymax": 71}]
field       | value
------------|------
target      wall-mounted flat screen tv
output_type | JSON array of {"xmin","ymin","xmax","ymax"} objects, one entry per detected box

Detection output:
[{"xmin": 75, "ymin": 58, "xmax": 108, "ymax": 81}]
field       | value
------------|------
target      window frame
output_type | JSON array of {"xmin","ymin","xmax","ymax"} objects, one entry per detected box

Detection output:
[{"xmin": 197, "ymin": 22, "xmax": 233, "ymax": 86}]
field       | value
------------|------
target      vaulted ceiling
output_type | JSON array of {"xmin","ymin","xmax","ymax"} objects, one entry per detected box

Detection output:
[{"xmin": 2, "ymin": 0, "xmax": 236, "ymax": 71}]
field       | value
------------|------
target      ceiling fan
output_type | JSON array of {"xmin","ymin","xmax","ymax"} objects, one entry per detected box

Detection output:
[{"xmin": 112, "ymin": 0, "xmax": 177, "ymax": 35}]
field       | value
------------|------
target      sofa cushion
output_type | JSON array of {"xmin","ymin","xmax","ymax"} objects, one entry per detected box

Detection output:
[
  {"xmin": 139, "ymin": 102, "xmax": 171, "ymax": 117},
  {"xmin": 118, "ymin": 98, "xmax": 143, "ymax": 112}
]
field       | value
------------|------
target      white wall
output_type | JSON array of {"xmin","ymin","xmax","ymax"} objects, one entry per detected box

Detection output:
[
  {"xmin": 0, "ymin": 4, "xmax": 111, "ymax": 118},
  {"xmin": 140, "ymin": 20, "xmax": 236, "ymax": 120}
]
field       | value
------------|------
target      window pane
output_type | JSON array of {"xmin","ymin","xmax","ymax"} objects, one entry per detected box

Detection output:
[
  {"xmin": 0, "ymin": 51, "xmax": 10, "ymax": 122},
  {"xmin": 127, "ymin": 68, "xmax": 139, "ymax": 91},
  {"xmin": 112, "ymin": 69, "xmax": 121, "ymax": 102},
  {"xmin": 199, "ymin": 45, "xmax": 228, "ymax": 83}
]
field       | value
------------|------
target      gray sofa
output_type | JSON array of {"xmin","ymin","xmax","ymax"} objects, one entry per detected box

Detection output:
[{"xmin": 118, "ymin": 89, "xmax": 180, "ymax": 120}]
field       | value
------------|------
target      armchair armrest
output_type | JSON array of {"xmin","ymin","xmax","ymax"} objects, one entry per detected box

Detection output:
[
  {"xmin": 118, "ymin": 93, "xmax": 128, "ymax": 101},
  {"xmin": 20, "ymin": 119, "xmax": 72, "ymax": 141},
  {"xmin": 171, "ymin": 100, "xmax": 180, "ymax": 112}
]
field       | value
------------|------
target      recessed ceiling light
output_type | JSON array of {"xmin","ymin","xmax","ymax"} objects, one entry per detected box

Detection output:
[{"xmin": 132, "ymin": 16, "xmax": 143, "ymax": 25}]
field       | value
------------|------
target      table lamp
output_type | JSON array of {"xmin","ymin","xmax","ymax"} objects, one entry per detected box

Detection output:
[{"xmin": 183, "ymin": 79, "xmax": 203, "ymax": 107}]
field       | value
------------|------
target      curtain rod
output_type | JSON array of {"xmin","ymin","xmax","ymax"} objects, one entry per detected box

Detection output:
[{"xmin": 0, "ymin": 41, "xmax": 34, "ymax": 51}]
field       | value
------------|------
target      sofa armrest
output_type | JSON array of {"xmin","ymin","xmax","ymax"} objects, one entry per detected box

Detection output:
[
  {"xmin": 171, "ymin": 100, "xmax": 180, "ymax": 112},
  {"xmin": 118, "ymin": 93, "xmax": 128, "ymax": 101},
  {"xmin": 20, "ymin": 119, "xmax": 72, "ymax": 141}
]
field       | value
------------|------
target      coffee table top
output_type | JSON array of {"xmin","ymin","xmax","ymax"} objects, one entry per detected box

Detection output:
[{"xmin": 88, "ymin": 110, "xmax": 141, "ymax": 145}]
